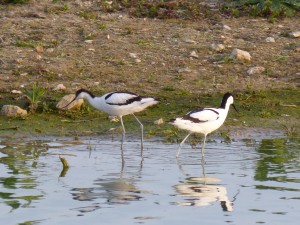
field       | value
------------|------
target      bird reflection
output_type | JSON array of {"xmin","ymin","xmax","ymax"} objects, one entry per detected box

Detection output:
[
  {"xmin": 174, "ymin": 162, "xmax": 234, "ymax": 211},
  {"xmin": 71, "ymin": 178, "xmax": 143, "ymax": 204}
]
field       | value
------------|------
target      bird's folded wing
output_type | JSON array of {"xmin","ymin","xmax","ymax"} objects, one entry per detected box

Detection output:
[
  {"xmin": 105, "ymin": 92, "xmax": 141, "ymax": 105},
  {"xmin": 185, "ymin": 108, "xmax": 219, "ymax": 122}
]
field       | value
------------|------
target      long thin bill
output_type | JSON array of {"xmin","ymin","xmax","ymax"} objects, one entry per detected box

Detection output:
[{"xmin": 232, "ymin": 104, "xmax": 238, "ymax": 112}]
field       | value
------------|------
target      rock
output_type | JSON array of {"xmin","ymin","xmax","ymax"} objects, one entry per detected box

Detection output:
[
  {"xmin": 35, "ymin": 46, "xmax": 44, "ymax": 53},
  {"xmin": 84, "ymin": 40, "xmax": 93, "ymax": 43},
  {"xmin": 223, "ymin": 25, "xmax": 232, "ymax": 30},
  {"xmin": 210, "ymin": 43, "xmax": 225, "ymax": 52},
  {"xmin": 1, "ymin": 105, "xmax": 27, "ymax": 118},
  {"xmin": 129, "ymin": 53, "xmax": 137, "ymax": 58},
  {"xmin": 46, "ymin": 48, "xmax": 54, "ymax": 53},
  {"xmin": 56, "ymin": 94, "xmax": 84, "ymax": 111},
  {"xmin": 11, "ymin": 90, "xmax": 22, "ymax": 94},
  {"xmin": 247, "ymin": 66, "xmax": 266, "ymax": 75},
  {"xmin": 290, "ymin": 30, "xmax": 300, "ymax": 38},
  {"xmin": 154, "ymin": 118, "xmax": 164, "ymax": 125},
  {"xmin": 35, "ymin": 54, "xmax": 42, "ymax": 60},
  {"xmin": 135, "ymin": 59, "xmax": 141, "ymax": 63},
  {"xmin": 178, "ymin": 67, "xmax": 192, "ymax": 73},
  {"xmin": 230, "ymin": 48, "xmax": 251, "ymax": 61},
  {"xmin": 185, "ymin": 39, "xmax": 196, "ymax": 44},
  {"xmin": 108, "ymin": 115, "xmax": 119, "ymax": 122},
  {"xmin": 190, "ymin": 51, "xmax": 199, "ymax": 58},
  {"xmin": 266, "ymin": 37, "xmax": 275, "ymax": 43},
  {"xmin": 53, "ymin": 84, "xmax": 66, "ymax": 91}
]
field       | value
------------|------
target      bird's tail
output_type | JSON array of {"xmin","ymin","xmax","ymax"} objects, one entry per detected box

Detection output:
[{"xmin": 141, "ymin": 97, "xmax": 159, "ymax": 106}]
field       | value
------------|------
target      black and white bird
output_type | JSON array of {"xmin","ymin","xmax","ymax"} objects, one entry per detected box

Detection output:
[
  {"xmin": 65, "ymin": 89, "xmax": 159, "ymax": 151},
  {"xmin": 169, "ymin": 93, "xmax": 237, "ymax": 159}
]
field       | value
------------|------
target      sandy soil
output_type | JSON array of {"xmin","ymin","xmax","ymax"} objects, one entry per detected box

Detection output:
[{"xmin": 0, "ymin": 1, "xmax": 299, "ymax": 97}]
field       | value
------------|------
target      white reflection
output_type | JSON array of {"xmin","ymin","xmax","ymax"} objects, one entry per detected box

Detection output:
[{"xmin": 175, "ymin": 162, "xmax": 234, "ymax": 211}]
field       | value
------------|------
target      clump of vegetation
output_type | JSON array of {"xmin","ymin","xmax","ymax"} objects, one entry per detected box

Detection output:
[
  {"xmin": 223, "ymin": 0, "xmax": 300, "ymax": 19},
  {"xmin": 24, "ymin": 83, "xmax": 46, "ymax": 113}
]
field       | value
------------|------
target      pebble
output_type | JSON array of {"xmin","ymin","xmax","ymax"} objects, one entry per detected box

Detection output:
[
  {"xmin": 223, "ymin": 25, "xmax": 232, "ymax": 30},
  {"xmin": 210, "ymin": 43, "xmax": 225, "ymax": 52},
  {"xmin": 290, "ymin": 30, "xmax": 300, "ymax": 38},
  {"xmin": 11, "ymin": 90, "xmax": 22, "ymax": 94},
  {"xmin": 190, "ymin": 51, "xmax": 199, "ymax": 58},
  {"xmin": 266, "ymin": 37, "xmax": 275, "ymax": 43},
  {"xmin": 56, "ymin": 94, "xmax": 84, "ymax": 111},
  {"xmin": 129, "ymin": 53, "xmax": 137, "ymax": 58},
  {"xmin": 154, "ymin": 118, "xmax": 164, "ymax": 125},
  {"xmin": 247, "ymin": 66, "xmax": 266, "ymax": 75},
  {"xmin": 1, "ymin": 105, "xmax": 27, "ymax": 118},
  {"xmin": 230, "ymin": 48, "xmax": 251, "ymax": 61},
  {"xmin": 178, "ymin": 67, "xmax": 192, "ymax": 73},
  {"xmin": 53, "ymin": 84, "xmax": 66, "ymax": 91},
  {"xmin": 84, "ymin": 40, "xmax": 93, "ymax": 43},
  {"xmin": 35, "ymin": 46, "xmax": 44, "ymax": 53}
]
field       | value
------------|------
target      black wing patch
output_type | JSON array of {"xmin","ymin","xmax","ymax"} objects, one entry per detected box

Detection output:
[{"xmin": 105, "ymin": 92, "xmax": 142, "ymax": 106}]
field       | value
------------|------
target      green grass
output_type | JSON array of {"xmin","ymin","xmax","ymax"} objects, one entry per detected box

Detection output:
[{"xmin": 0, "ymin": 88, "xmax": 299, "ymax": 139}]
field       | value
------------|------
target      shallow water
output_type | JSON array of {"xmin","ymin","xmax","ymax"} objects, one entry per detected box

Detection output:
[{"xmin": 0, "ymin": 134, "xmax": 299, "ymax": 225}]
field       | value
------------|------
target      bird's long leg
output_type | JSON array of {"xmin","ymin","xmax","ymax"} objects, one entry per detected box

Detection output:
[
  {"xmin": 132, "ymin": 113, "xmax": 144, "ymax": 156},
  {"xmin": 201, "ymin": 134, "xmax": 207, "ymax": 164},
  {"xmin": 120, "ymin": 116, "xmax": 126, "ymax": 150},
  {"xmin": 176, "ymin": 132, "xmax": 192, "ymax": 158}
]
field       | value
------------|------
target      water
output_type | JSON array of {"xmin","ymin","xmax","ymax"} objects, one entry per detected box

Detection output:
[{"xmin": 0, "ymin": 134, "xmax": 299, "ymax": 225}]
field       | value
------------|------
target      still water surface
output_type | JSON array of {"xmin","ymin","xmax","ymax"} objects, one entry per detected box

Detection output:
[{"xmin": 0, "ymin": 133, "xmax": 299, "ymax": 225}]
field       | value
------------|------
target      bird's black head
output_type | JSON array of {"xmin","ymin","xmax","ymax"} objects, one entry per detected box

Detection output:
[
  {"xmin": 220, "ymin": 93, "xmax": 237, "ymax": 112},
  {"xmin": 75, "ymin": 88, "xmax": 95, "ymax": 98}
]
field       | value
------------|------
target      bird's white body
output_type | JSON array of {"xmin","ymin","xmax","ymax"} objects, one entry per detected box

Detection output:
[
  {"xmin": 170, "ymin": 93, "xmax": 235, "ymax": 158},
  {"xmin": 170, "ymin": 107, "xmax": 231, "ymax": 135},
  {"xmin": 72, "ymin": 89, "xmax": 159, "ymax": 153}
]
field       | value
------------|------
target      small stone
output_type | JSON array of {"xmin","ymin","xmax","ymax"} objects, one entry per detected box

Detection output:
[
  {"xmin": 210, "ymin": 43, "xmax": 225, "ymax": 52},
  {"xmin": 290, "ymin": 31, "xmax": 300, "ymax": 38},
  {"xmin": 1, "ymin": 105, "xmax": 27, "ymax": 118},
  {"xmin": 129, "ymin": 53, "xmax": 137, "ymax": 58},
  {"xmin": 16, "ymin": 59, "xmax": 23, "ymax": 64},
  {"xmin": 185, "ymin": 39, "xmax": 196, "ymax": 44},
  {"xmin": 11, "ymin": 90, "xmax": 22, "ymax": 94},
  {"xmin": 154, "ymin": 118, "xmax": 164, "ymax": 125},
  {"xmin": 53, "ymin": 84, "xmax": 66, "ymax": 91},
  {"xmin": 135, "ymin": 59, "xmax": 141, "ymax": 63},
  {"xmin": 35, "ymin": 46, "xmax": 44, "ymax": 53},
  {"xmin": 178, "ymin": 67, "xmax": 192, "ymax": 73},
  {"xmin": 266, "ymin": 37, "xmax": 275, "ymax": 43},
  {"xmin": 36, "ymin": 54, "xmax": 42, "ymax": 60},
  {"xmin": 88, "ymin": 48, "xmax": 95, "ymax": 52},
  {"xmin": 46, "ymin": 48, "xmax": 54, "ymax": 53},
  {"xmin": 190, "ymin": 51, "xmax": 199, "ymax": 58},
  {"xmin": 223, "ymin": 25, "xmax": 232, "ymax": 30},
  {"xmin": 56, "ymin": 94, "xmax": 84, "ymax": 111},
  {"xmin": 84, "ymin": 40, "xmax": 93, "ymax": 43},
  {"xmin": 108, "ymin": 116, "xmax": 119, "ymax": 122},
  {"xmin": 230, "ymin": 48, "xmax": 251, "ymax": 61},
  {"xmin": 247, "ymin": 66, "xmax": 266, "ymax": 75},
  {"xmin": 20, "ymin": 73, "xmax": 28, "ymax": 76}
]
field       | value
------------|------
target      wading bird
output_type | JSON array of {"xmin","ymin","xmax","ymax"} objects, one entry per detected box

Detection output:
[
  {"xmin": 64, "ymin": 89, "xmax": 159, "ymax": 153},
  {"xmin": 169, "ymin": 93, "xmax": 237, "ymax": 159}
]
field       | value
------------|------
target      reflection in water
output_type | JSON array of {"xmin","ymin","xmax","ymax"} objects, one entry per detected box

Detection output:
[
  {"xmin": 255, "ymin": 138, "xmax": 300, "ymax": 184},
  {"xmin": 174, "ymin": 163, "xmax": 234, "ymax": 211},
  {"xmin": 0, "ymin": 141, "xmax": 48, "ymax": 211}
]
